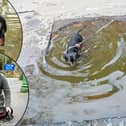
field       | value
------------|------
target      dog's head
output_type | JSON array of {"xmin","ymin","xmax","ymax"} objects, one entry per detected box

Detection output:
[{"xmin": 64, "ymin": 52, "xmax": 80, "ymax": 65}]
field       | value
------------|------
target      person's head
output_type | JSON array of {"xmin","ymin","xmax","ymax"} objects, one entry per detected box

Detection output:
[{"xmin": 0, "ymin": 16, "xmax": 7, "ymax": 46}]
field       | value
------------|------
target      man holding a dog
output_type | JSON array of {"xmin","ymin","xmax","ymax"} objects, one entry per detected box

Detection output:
[{"xmin": 0, "ymin": 73, "xmax": 12, "ymax": 120}]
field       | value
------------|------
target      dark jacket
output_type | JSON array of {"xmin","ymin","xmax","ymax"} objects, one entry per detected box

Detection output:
[{"xmin": 0, "ymin": 74, "xmax": 11, "ymax": 109}]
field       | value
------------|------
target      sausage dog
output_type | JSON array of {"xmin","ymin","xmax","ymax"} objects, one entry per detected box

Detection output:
[{"xmin": 63, "ymin": 29, "xmax": 83, "ymax": 65}]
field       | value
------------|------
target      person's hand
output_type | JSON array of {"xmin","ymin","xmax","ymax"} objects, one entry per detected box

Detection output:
[{"xmin": 6, "ymin": 107, "xmax": 11, "ymax": 113}]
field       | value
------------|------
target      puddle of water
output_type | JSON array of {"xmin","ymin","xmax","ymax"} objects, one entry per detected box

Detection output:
[
  {"xmin": 0, "ymin": 1, "xmax": 22, "ymax": 60},
  {"xmin": 39, "ymin": 18, "xmax": 126, "ymax": 101}
]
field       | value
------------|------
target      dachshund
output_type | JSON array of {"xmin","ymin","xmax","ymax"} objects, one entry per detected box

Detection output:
[{"xmin": 63, "ymin": 29, "xmax": 83, "ymax": 65}]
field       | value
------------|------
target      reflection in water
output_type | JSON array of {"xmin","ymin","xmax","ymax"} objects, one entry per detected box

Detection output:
[
  {"xmin": 0, "ymin": 0, "xmax": 22, "ymax": 60},
  {"xmin": 38, "ymin": 18, "xmax": 126, "ymax": 102}
]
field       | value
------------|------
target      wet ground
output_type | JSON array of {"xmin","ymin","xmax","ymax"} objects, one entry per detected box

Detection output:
[
  {"xmin": 0, "ymin": 78, "xmax": 28, "ymax": 126},
  {"xmin": 0, "ymin": 1, "xmax": 22, "ymax": 60},
  {"xmin": 18, "ymin": 16, "xmax": 126, "ymax": 126},
  {"xmin": 39, "ymin": 17, "xmax": 126, "ymax": 122}
]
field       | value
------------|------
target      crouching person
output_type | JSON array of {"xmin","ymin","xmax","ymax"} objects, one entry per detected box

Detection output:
[{"xmin": 0, "ymin": 73, "xmax": 13, "ymax": 120}]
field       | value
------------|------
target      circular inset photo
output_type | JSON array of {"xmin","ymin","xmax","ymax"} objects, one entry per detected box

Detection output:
[
  {"xmin": 0, "ymin": 53, "xmax": 28, "ymax": 126},
  {"xmin": 0, "ymin": 0, "xmax": 22, "ymax": 60}
]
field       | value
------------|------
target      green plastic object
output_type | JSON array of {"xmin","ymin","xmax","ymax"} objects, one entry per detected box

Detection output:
[{"xmin": 20, "ymin": 75, "xmax": 28, "ymax": 93}]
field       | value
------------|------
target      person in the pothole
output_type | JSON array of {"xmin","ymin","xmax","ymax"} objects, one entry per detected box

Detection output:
[
  {"xmin": 0, "ymin": 16, "xmax": 7, "ymax": 46},
  {"xmin": 0, "ymin": 73, "xmax": 13, "ymax": 120},
  {"xmin": 63, "ymin": 28, "xmax": 83, "ymax": 65}
]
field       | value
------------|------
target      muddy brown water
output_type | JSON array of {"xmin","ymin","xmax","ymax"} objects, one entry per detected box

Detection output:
[
  {"xmin": 38, "ymin": 17, "xmax": 126, "ymax": 102},
  {"xmin": 0, "ymin": 1, "xmax": 22, "ymax": 60}
]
